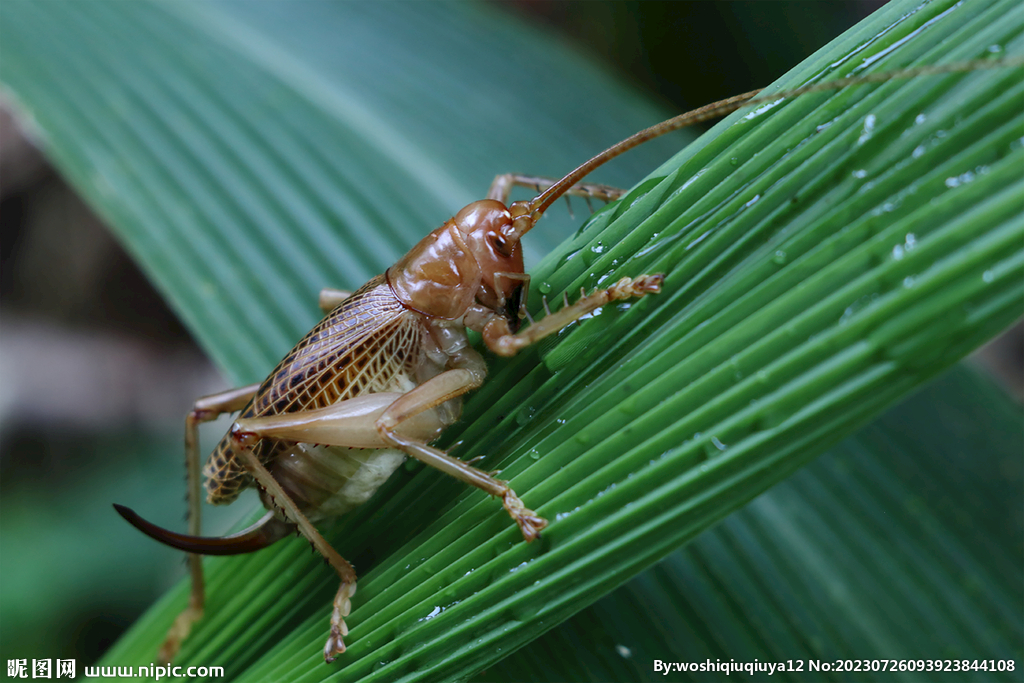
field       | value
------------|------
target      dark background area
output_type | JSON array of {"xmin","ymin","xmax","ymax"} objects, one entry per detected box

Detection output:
[{"xmin": 1, "ymin": 0, "xmax": 1018, "ymax": 667}]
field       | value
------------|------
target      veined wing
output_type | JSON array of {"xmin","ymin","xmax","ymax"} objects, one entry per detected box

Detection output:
[
  {"xmin": 204, "ymin": 274, "xmax": 422, "ymax": 503},
  {"xmin": 247, "ymin": 274, "xmax": 422, "ymax": 418}
]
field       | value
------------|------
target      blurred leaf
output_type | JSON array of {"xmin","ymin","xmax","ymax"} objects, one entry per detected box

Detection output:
[
  {"xmin": 0, "ymin": 429, "xmax": 254, "ymax": 664},
  {"xmin": 1, "ymin": 0, "xmax": 1020, "ymax": 681}
]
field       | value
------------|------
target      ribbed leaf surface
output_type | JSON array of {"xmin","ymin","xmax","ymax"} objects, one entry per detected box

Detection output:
[
  {"xmin": 481, "ymin": 364, "xmax": 1023, "ymax": 682},
  {"xmin": 1, "ymin": 0, "xmax": 1020, "ymax": 681}
]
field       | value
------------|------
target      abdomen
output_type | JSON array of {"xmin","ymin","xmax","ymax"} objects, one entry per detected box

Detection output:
[{"xmin": 266, "ymin": 444, "xmax": 408, "ymax": 522}]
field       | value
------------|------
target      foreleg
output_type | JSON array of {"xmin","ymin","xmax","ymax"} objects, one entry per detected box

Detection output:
[{"xmin": 481, "ymin": 275, "xmax": 663, "ymax": 357}]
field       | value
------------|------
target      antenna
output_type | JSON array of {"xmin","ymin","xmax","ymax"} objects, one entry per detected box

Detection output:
[{"xmin": 505, "ymin": 56, "xmax": 1024, "ymax": 241}]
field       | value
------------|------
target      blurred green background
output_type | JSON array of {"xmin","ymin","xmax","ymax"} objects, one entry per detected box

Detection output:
[{"xmin": 1, "ymin": 0, "xmax": 1019, "ymax": 674}]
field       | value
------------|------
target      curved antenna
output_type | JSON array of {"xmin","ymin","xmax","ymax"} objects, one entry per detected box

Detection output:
[
  {"xmin": 114, "ymin": 504, "xmax": 292, "ymax": 556},
  {"xmin": 505, "ymin": 57, "xmax": 1024, "ymax": 240}
]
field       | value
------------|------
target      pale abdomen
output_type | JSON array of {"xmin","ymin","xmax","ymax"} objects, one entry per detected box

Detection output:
[{"xmin": 267, "ymin": 443, "xmax": 407, "ymax": 522}]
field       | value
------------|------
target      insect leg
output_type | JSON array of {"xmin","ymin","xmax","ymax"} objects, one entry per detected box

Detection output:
[
  {"xmin": 233, "ymin": 392, "xmax": 446, "ymax": 447},
  {"xmin": 487, "ymin": 173, "xmax": 626, "ymax": 205},
  {"xmin": 483, "ymin": 274, "xmax": 664, "ymax": 357},
  {"xmin": 233, "ymin": 444, "xmax": 358, "ymax": 662},
  {"xmin": 318, "ymin": 288, "xmax": 353, "ymax": 313},
  {"xmin": 156, "ymin": 383, "xmax": 260, "ymax": 663},
  {"xmin": 234, "ymin": 374, "xmax": 547, "ymax": 541},
  {"xmin": 375, "ymin": 369, "xmax": 547, "ymax": 542}
]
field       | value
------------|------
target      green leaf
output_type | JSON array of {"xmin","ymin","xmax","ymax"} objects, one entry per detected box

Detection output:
[
  {"xmin": 1, "ymin": 0, "xmax": 1020, "ymax": 681},
  {"xmin": 480, "ymin": 364, "xmax": 1023, "ymax": 682}
]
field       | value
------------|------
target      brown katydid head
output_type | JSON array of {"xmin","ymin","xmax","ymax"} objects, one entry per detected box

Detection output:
[
  {"xmin": 452, "ymin": 199, "xmax": 525, "ymax": 315},
  {"xmin": 386, "ymin": 175, "xmax": 613, "ymax": 324},
  {"xmin": 386, "ymin": 195, "xmax": 536, "ymax": 325},
  {"xmin": 386, "ymin": 202, "xmax": 514, "ymax": 322}
]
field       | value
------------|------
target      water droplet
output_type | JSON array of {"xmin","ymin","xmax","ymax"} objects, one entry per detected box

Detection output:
[
  {"xmin": 744, "ymin": 194, "xmax": 761, "ymax": 208},
  {"xmin": 555, "ymin": 506, "xmax": 580, "ymax": 522},
  {"xmin": 904, "ymin": 233, "xmax": 917, "ymax": 250},
  {"xmin": 538, "ymin": 282, "xmax": 552, "ymax": 295},
  {"xmin": 839, "ymin": 293, "xmax": 876, "ymax": 324},
  {"xmin": 988, "ymin": 44, "xmax": 1003, "ymax": 53},
  {"xmin": 742, "ymin": 98, "xmax": 783, "ymax": 121},
  {"xmin": 902, "ymin": 275, "xmax": 916, "ymax": 288},
  {"xmin": 772, "ymin": 250, "xmax": 788, "ymax": 265},
  {"xmin": 915, "ymin": 113, "xmax": 927, "ymax": 125},
  {"xmin": 516, "ymin": 406, "xmax": 536, "ymax": 426},
  {"xmin": 581, "ymin": 241, "xmax": 605, "ymax": 267},
  {"xmin": 912, "ymin": 145, "xmax": 926, "ymax": 159},
  {"xmin": 852, "ymin": 169, "xmax": 868, "ymax": 179},
  {"xmin": 710, "ymin": 436, "xmax": 728, "ymax": 451},
  {"xmin": 858, "ymin": 114, "xmax": 876, "ymax": 145},
  {"xmin": 892, "ymin": 244, "xmax": 905, "ymax": 260},
  {"xmin": 616, "ymin": 645, "xmax": 633, "ymax": 659},
  {"xmin": 729, "ymin": 157, "xmax": 739, "ymax": 166},
  {"xmin": 982, "ymin": 270, "xmax": 995, "ymax": 283},
  {"xmin": 729, "ymin": 355, "xmax": 744, "ymax": 381},
  {"xmin": 687, "ymin": 229, "xmax": 712, "ymax": 251},
  {"xmin": 558, "ymin": 247, "xmax": 583, "ymax": 268},
  {"xmin": 701, "ymin": 438, "xmax": 724, "ymax": 459},
  {"xmin": 945, "ymin": 170, "xmax": 976, "ymax": 188}
]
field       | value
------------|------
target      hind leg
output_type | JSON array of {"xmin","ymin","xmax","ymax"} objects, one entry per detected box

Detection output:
[
  {"xmin": 160, "ymin": 383, "xmax": 259, "ymax": 663},
  {"xmin": 231, "ymin": 444, "xmax": 357, "ymax": 662}
]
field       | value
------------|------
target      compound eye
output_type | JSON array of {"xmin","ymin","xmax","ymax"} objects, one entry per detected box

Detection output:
[{"xmin": 491, "ymin": 232, "xmax": 512, "ymax": 256}]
